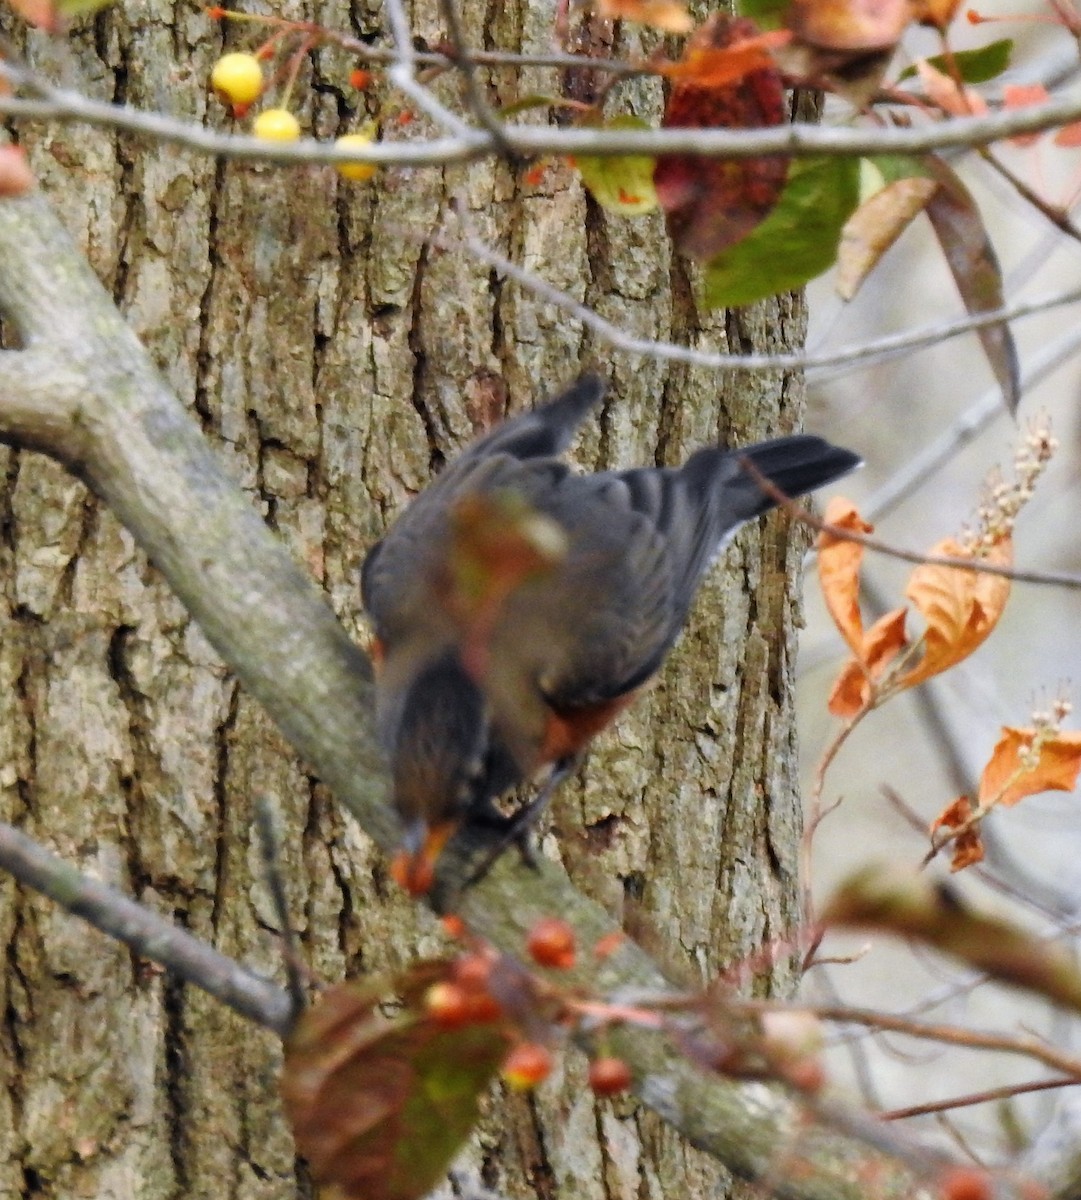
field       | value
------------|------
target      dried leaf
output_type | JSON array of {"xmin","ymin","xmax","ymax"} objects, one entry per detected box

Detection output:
[
  {"xmin": 573, "ymin": 115, "xmax": 659, "ymax": 215},
  {"xmin": 978, "ymin": 727, "xmax": 1081, "ymax": 809},
  {"xmin": 817, "ymin": 496, "xmax": 873, "ymax": 657},
  {"xmin": 929, "ymin": 795, "xmax": 985, "ymax": 871},
  {"xmin": 1054, "ymin": 121, "xmax": 1081, "ymax": 147},
  {"xmin": 824, "ymin": 867, "xmax": 1081, "ymax": 1013},
  {"xmin": 826, "ymin": 608, "xmax": 908, "ymax": 717},
  {"xmin": 700, "ymin": 154, "xmax": 861, "ymax": 308},
  {"xmin": 597, "ymin": 0, "xmax": 694, "ymax": 32},
  {"xmin": 282, "ymin": 969, "xmax": 510, "ymax": 1200},
  {"xmin": 924, "ymin": 157, "xmax": 1019, "ymax": 413},
  {"xmin": 916, "ymin": 59, "xmax": 988, "ymax": 117},
  {"xmin": 897, "ymin": 535, "xmax": 1011, "ymax": 688},
  {"xmin": 837, "ymin": 172, "xmax": 938, "ymax": 300},
  {"xmin": 910, "ymin": 0, "xmax": 962, "ymax": 27},
  {"xmin": 656, "ymin": 14, "xmax": 789, "ymax": 262},
  {"xmin": 1002, "ymin": 83, "xmax": 1049, "ymax": 146}
]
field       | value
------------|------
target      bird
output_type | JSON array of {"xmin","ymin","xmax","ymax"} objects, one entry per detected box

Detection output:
[{"xmin": 361, "ymin": 375, "xmax": 861, "ymax": 891}]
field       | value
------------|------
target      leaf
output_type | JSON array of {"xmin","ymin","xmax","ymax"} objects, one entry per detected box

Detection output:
[
  {"xmin": 897, "ymin": 39, "xmax": 1013, "ymax": 84},
  {"xmin": 282, "ymin": 969, "xmax": 510, "ymax": 1200},
  {"xmin": 978, "ymin": 727, "xmax": 1081, "ymax": 809},
  {"xmin": 915, "ymin": 60, "xmax": 988, "ymax": 117},
  {"xmin": 1002, "ymin": 83, "xmax": 1050, "ymax": 146},
  {"xmin": 787, "ymin": 0, "xmax": 910, "ymax": 51},
  {"xmin": 701, "ymin": 154, "xmax": 861, "ymax": 309},
  {"xmin": 573, "ymin": 115, "xmax": 660, "ymax": 215},
  {"xmin": 655, "ymin": 14, "xmax": 789, "ymax": 262},
  {"xmin": 596, "ymin": 0, "xmax": 694, "ymax": 32},
  {"xmin": 896, "ymin": 535, "xmax": 1011, "ymax": 688},
  {"xmin": 735, "ymin": 0, "xmax": 789, "ymax": 27},
  {"xmin": 837, "ymin": 171, "xmax": 938, "ymax": 300},
  {"xmin": 910, "ymin": 0, "xmax": 962, "ymax": 26},
  {"xmin": 55, "ymin": 0, "xmax": 115, "ymax": 15},
  {"xmin": 824, "ymin": 867, "xmax": 1081, "ymax": 1013},
  {"xmin": 817, "ymin": 497, "xmax": 874, "ymax": 657},
  {"xmin": 929, "ymin": 795, "xmax": 985, "ymax": 871},
  {"xmin": 924, "ymin": 157, "xmax": 1020, "ymax": 413},
  {"xmin": 826, "ymin": 608, "xmax": 908, "ymax": 717}
]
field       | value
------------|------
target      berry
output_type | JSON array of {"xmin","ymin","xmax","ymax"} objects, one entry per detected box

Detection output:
[
  {"xmin": 335, "ymin": 131, "xmax": 378, "ymax": 182},
  {"xmin": 440, "ymin": 914, "xmax": 467, "ymax": 939},
  {"xmin": 389, "ymin": 849, "xmax": 435, "ymax": 895},
  {"xmin": 527, "ymin": 917, "xmax": 576, "ymax": 969},
  {"xmin": 502, "ymin": 1043, "xmax": 553, "ymax": 1091},
  {"xmin": 252, "ymin": 108, "xmax": 301, "ymax": 142},
  {"xmin": 424, "ymin": 982, "xmax": 471, "ymax": 1029},
  {"xmin": 588, "ymin": 1056, "xmax": 632, "ymax": 1096},
  {"xmin": 939, "ymin": 1168, "xmax": 993, "ymax": 1200},
  {"xmin": 210, "ymin": 52, "xmax": 264, "ymax": 106}
]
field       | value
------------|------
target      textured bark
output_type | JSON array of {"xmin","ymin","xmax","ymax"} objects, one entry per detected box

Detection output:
[{"xmin": 1, "ymin": 4, "xmax": 816, "ymax": 1199}]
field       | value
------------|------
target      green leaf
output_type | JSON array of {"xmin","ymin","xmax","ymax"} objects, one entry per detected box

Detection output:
[
  {"xmin": 701, "ymin": 155, "xmax": 861, "ymax": 309},
  {"xmin": 899, "ymin": 39, "xmax": 1014, "ymax": 85},
  {"xmin": 55, "ymin": 0, "xmax": 116, "ymax": 15},
  {"xmin": 573, "ymin": 115, "xmax": 659, "ymax": 215},
  {"xmin": 734, "ymin": 0, "xmax": 788, "ymax": 28}
]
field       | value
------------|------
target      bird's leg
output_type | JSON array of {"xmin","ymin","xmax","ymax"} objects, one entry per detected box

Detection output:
[{"xmin": 463, "ymin": 756, "xmax": 578, "ymax": 887}]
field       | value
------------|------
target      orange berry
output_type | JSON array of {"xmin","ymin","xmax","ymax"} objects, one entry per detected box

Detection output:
[
  {"xmin": 252, "ymin": 108, "xmax": 301, "ymax": 142},
  {"xmin": 939, "ymin": 1167, "xmax": 993, "ymax": 1200},
  {"xmin": 527, "ymin": 917, "xmax": 576, "ymax": 969},
  {"xmin": 335, "ymin": 131, "xmax": 378, "ymax": 183},
  {"xmin": 441, "ymin": 914, "xmax": 467, "ymax": 939},
  {"xmin": 424, "ymin": 982, "xmax": 471, "ymax": 1029},
  {"xmin": 588, "ymin": 1056, "xmax": 632, "ymax": 1096},
  {"xmin": 502, "ymin": 1043, "xmax": 553, "ymax": 1091},
  {"xmin": 453, "ymin": 953, "xmax": 493, "ymax": 989},
  {"xmin": 210, "ymin": 52, "xmax": 264, "ymax": 106},
  {"xmin": 349, "ymin": 68, "xmax": 373, "ymax": 89}
]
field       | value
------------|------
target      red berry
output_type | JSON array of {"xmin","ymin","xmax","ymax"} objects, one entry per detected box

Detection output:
[
  {"xmin": 424, "ymin": 982, "xmax": 471, "ymax": 1029},
  {"xmin": 502, "ymin": 1043, "xmax": 553, "ymax": 1091},
  {"xmin": 441, "ymin": 914, "xmax": 467, "ymax": 939},
  {"xmin": 390, "ymin": 850, "xmax": 434, "ymax": 896},
  {"xmin": 939, "ymin": 1167, "xmax": 993, "ymax": 1200},
  {"xmin": 588, "ymin": 1056, "xmax": 632, "ymax": 1096},
  {"xmin": 527, "ymin": 917, "xmax": 576, "ymax": 969}
]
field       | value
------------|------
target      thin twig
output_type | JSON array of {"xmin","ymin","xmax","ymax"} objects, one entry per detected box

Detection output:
[
  {"xmin": 882, "ymin": 1077, "xmax": 1079, "ymax": 1121},
  {"xmin": 254, "ymin": 797, "xmax": 309, "ymax": 1030},
  {"xmin": 435, "ymin": 0, "xmax": 519, "ymax": 157},
  {"xmin": 0, "ymin": 820, "xmax": 294, "ymax": 1036}
]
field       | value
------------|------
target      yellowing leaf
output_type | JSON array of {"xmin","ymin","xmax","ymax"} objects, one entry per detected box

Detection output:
[
  {"xmin": 597, "ymin": 0, "xmax": 694, "ymax": 32},
  {"xmin": 978, "ymin": 727, "xmax": 1081, "ymax": 809},
  {"xmin": 897, "ymin": 535, "xmax": 1011, "ymax": 688},
  {"xmin": 573, "ymin": 116, "xmax": 659, "ymax": 215}
]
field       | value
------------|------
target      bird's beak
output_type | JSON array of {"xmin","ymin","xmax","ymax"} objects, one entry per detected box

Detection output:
[{"xmin": 390, "ymin": 818, "xmax": 458, "ymax": 895}]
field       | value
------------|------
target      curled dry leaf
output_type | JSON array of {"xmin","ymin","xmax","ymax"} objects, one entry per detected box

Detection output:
[
  {"xmin": 837, "ymin": 172, "xmax": 938, "ymax": 301},
  {"xmin": 978, "ymin": 726, "xmax": 1081, "ymax": 809},
  {"xmin": 827, "ymin": 608, "xmax": 908, "ymax": 718},
  {"xmin": 930, "ymin": 795, "xmax": 985, "ymax": 871},
  {"xmin": 655, "ymin": 14, "xmax": 788, "ymax": 263},
  {"xmin": 898, "ymin": 535, "xmax": 1011, "ymax": 688}
]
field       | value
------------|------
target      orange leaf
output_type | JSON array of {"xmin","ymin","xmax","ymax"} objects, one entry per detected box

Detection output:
[
  {"xmin": 1054, "ymin": 121, "xmax": 1081, "ymax": 147},
  {"xmin": 930, "ymin": 795, "xmax": 984, "ymax": 871},
  {"xmin": 817, "ymin": 496, "xmax": 873, "ymax": 657},
  {"xmin": 658, "ymin": 30, "xmax": 791, "ymax": 87},
  {"xmin": 827, "ymin": 608, "xmax": 908, "ymax": 717},
  {"xmin": 911, "ymin": 0, "xmax": 963, "ymax": 26},
  {"xmin": 597, "ymin": 0, "xmax": 694, "ymax": 32},
  {"xmin": 978, "ymin": 727, "xmax": 1081, "ymax": 809},
  {"xmin": 897, "ymin": 536, "xmax": 1010, "ymax": 688}
]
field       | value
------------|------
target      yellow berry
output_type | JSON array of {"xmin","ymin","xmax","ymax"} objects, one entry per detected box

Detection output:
[
  {"xmin": 252, "ymin": 108, "xmax": 301, "ymax": 142},
  {"xmin": 210, "ymin": 52, "xmax": 264, "ymax": 106},
  {"xmin": 335, "ymin": 131, "xmax": 378, "ymax": 182}
]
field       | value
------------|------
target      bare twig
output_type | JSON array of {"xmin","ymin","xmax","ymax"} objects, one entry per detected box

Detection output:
[
  {"xmin": 0, "ymin": 820, "xmax": 294, "ymax": 1036},
  {"xmin": 882, "ymin": 1077, "xmax": 1078, "ymax": 1121}
]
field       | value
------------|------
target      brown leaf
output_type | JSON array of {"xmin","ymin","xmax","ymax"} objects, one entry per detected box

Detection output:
[
  {"xmin": 978, "ymin": 727, "xmax": 1081, "ymax": 809},
  {"xmin": 897, "ymin": 535, "xmax": 1010, "ymax": 689},
  {"xmin": 655, "ymin": 14, "xmax": 788, "ymax": 262},
  {"xmin": 817, "ymin": 496, "xmax": 874, "ymax": 657},
  {"xmin": 827, "ymin": 607, "xmax": 908, "ymax": 717},
  {"xmin": 596, "ymin": 0, "xmax": 693, "ymax": 32},
  {"xmin": 929, "ymin": 795, "xmax": 985, "ymax": 871},
  {"xmin": 910, "ymin": 0, "xmax": 962, "ymax": 27},
  {"xmin": 837, "ymin": 174, "xmax": 938, "ymax": 300},
  {"xmin": 916, "ymin": 59, "xmax": 988, "ymax": 117},
  {"xmin": 924, "ymin": 158, "xmax": 1019, "ymax": 412}
]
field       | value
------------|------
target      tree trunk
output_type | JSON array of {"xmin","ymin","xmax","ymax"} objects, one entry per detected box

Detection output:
[{"xmin": 0, "ymin": 2, "xmax": 812, "ymax": 1197}]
